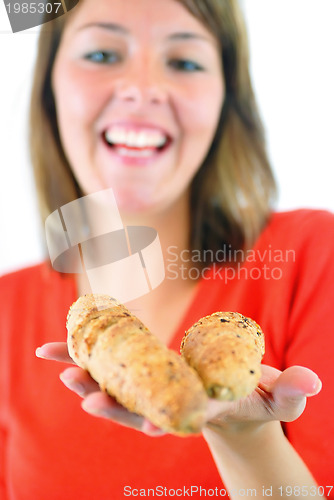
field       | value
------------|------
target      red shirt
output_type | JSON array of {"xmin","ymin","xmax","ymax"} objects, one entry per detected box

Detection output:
[{"xmin": 1, "ymin": 209, "xmax": 334, "ymax": 499}]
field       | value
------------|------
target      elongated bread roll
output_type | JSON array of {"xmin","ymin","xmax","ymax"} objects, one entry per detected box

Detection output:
[
  {"xmin": 67, "ymin": 294, "xmax": 208, "ymax": 435},
  {"xmin": 180, "ymin": 312, "xmax": 265, "ymax": 401}
]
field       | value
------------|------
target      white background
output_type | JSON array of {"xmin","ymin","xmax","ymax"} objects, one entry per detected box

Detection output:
[{"xmin": 0, "ymin": 0, "xmax": 333, "ymax": 275}]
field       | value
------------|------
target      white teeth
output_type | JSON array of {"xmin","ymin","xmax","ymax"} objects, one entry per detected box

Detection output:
[
  {"xmin": 112, "ymin": 128, "xmax": 127, "ymax": 145},
  {"xmin": 105, "ymin": 127, "xmax": 167, "ymax": 149},
  {"xmin": 137, "ymin": 131, "xmax": 148, "ymax": 148},
  {"xmin": 127, "ymin": 131, "xmax": 138, "ymax": 147}
]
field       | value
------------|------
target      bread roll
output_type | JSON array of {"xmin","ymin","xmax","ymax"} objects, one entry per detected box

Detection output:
[
  {"xmin": 181, "ymin": 312, "xmax": 265, "ymax": 401},
  {"xmin": 66, "ymin": 294, "xmax": 208, "ymax": 435}
]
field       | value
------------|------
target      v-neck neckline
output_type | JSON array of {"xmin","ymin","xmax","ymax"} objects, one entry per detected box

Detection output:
[{"xmin": 167, "ymin": 267, "xmax": 218, "ymax": 353}]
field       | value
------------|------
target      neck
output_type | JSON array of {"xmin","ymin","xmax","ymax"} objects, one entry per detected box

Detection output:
[
  {"xmin": 121, "ymin": 191, "xmax": 200, "ymax": 343},
  {"xmin": 122, "ymin": 192, "xmax": 191, "ymax": 263},
  {"xmin": 77, "ymin": 191, "xmax": 199, "ymax": 340}
]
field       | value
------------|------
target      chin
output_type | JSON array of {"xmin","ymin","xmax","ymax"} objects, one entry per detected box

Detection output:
[
  {"xmin": 115, "ymin": 194, "xmax": 156, "ymax": 215},
  {"xmin": 119, "ymin": 196, "xmax": 174, "ymax": 218}
]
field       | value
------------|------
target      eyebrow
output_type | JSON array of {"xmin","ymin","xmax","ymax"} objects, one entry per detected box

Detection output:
[
  {"xmin": 77, "ymin": 23, "xmax": 213, "ymax": 43},
  {"xmin": 167, "ymin": 32, "xmax": 211, "ymax": 43},
  {"xmin": 78, "ymin": 23, "xmax": 130, "ymax": 34}
]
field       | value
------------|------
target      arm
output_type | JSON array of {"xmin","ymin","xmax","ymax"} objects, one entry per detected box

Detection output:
[
  {"xmin": 203, "ymin": 211, "xmax": 334, "ymax": 498},
  {"xmin": 203, "ymin": 366, "xmax": 324, "ymax": 499}
]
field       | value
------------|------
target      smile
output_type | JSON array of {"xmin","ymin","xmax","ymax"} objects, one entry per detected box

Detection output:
[{"xmin": 103, "ymin": 125, "xmax": 171, "ymax": 159}]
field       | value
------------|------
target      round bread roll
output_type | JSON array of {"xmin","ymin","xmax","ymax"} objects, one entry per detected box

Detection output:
[
  {"xmin": 66, "ymin": 294, "xmax": 208, "ymax": 435},
  {"xmin": 180, "ymin": 312, "xmax": 265, "ymax": 401}
]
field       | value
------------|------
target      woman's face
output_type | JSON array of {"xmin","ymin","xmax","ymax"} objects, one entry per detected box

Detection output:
[{"xmin": 52, "ymin": 0, "xmax": 224, "ymax": 214}]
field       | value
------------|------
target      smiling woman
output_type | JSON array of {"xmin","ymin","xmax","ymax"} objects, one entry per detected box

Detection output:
[
  {"xmin": 51, "ymin": 4, "xmax": 224, "ymax": 214},
  {"xmin": 30, "ymin": 0, "xmax": 275, "ymax": 253},
  {"xmin": 1, "ymin": 0, "xmax": 334, "ymax": 499}
]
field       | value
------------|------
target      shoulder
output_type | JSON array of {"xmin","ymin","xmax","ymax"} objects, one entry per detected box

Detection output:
[
  {"xmin": 261, "ymin": 208, "xmax": 334, "ymax": 250},
  {"xmin": 0, "ymin": 262, "xmax": 45, "ymax": 281},
  {"xmin": 261, "ymin": 209, "xmax": 334, "ymax": 300},
  {"xmin": 0, "ymin": 262, "xmax": 75, "ymax": 313},
  {"xmin": 253, "ymin": 209, "xmax": 334, "ymax": 299},
  {"xmin": 0, "ymin": 262, "xmax": 76, "ymax": 350},
  {"xmin": 0, "ymin": 262, "xmax": 49, "ymax": 297},
  {"xmin": 268, "ymin": 207, "xmax": 334, "ymax": 231}
]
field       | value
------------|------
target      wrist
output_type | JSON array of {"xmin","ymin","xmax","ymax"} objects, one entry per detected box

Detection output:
[{"xmin": 203, "ymin": 419, "xmax": 283, "ymax": 452}]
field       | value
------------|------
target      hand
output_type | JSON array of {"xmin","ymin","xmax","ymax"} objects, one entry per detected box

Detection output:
[
  {"xmin": 36, "ymin": 342, "xmax": 164, "ymax": 436},
  {"xmin": 204, "ymin": 364, "xmax": 322, "ymax": 434},
  {"xmin": 36, "ymin": 343, "xmax": 321, "ymax": 436}
]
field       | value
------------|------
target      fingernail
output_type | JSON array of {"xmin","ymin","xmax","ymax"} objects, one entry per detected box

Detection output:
[
  {"xmin": 306, "ymin": 378, "xmax": 322, "ymax": 397},
  {"xmin": 59, "ymin": 373, "xmax": 85, "ymax": 397},
  {"xmin": 141, "ymin": 420, "xmax": 165, "ymax": 437},
  {"xmin": 81, "ymin": 401, "xmax": 97, "ymax": 414},
  {"xmin": 35, "ymin": 347, "xmax": 46, "ymax": 359}
]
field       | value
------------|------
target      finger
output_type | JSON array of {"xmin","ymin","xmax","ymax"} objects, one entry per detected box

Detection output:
[
  {"xmin": 271, "ymin": 365, "xmax": 322, "ymax": 397},
  {"xmin": 36, "ymin": 342, "xmax": 74, "ymax": 364},
  {"xmin": 205, "ymin": 398, "xmax": 235, "ymax": 422},
  {"xmin": 257, "ymin": 364, "xmax": 282, "ymax": 391},
  {"xmin": 59, "ymin": 366, "xmax": 100, "ymax": 397},
  {"xmin": 81, "ymin": 392, "xmax": 165, "ymax": 436},
  {"xmin": 81, "ymin": 391, "xmax": 144, "ymax": 430},
  {"xmin": 141, "ymin": 419, "xmax": 166, "ymax": 437},
  {"xmin": 270, "ymin": 366, "xmax": 322, "ymax": 422}
]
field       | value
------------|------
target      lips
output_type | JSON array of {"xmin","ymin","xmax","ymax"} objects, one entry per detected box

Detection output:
[{"xmin": 102, "ymin": 124, "xmax": 172, "ymax": 160}]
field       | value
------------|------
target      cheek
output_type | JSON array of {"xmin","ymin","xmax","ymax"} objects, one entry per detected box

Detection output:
[
  {"xmin": 174, "ymin": 80, "xmax": 224, "ymax": 136},
  {"xmin": 53, "ymin": 63, "xmax": 108, "ymax": 126},
  {"xmin": 52, "ymin": 64, "xmax": 105, "ymax": 187}
]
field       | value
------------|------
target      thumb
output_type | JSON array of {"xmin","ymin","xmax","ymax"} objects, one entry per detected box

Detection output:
[{"xmin": 270, "ymin": 366, "xmax": 322, "ymax": 422}]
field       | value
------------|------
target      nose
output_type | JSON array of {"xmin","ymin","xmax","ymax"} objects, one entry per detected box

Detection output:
[
  {"xmin": 117, "ymin": 84, "xmax": 166, "ymax": 105},
  {"xmin": 115, "ymin": 59, "xmax": 168, "ymax": 107}
]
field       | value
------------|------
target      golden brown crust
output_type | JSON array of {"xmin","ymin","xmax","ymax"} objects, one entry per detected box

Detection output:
[
  {"xmin": 67, "ymin": 294, "xmax": 208, "ymax": 435},
  {"xmin": 180, "ymin": 312, "xmax": 265, "ymax": 401}
]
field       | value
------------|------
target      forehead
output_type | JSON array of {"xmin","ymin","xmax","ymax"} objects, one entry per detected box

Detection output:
[{"xmin": 63, "ymin": 0, "xmax": 216, "ymax": 41}]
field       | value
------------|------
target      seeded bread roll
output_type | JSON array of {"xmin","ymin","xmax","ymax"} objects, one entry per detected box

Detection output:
[
  {"xmin": 66, "ymin": 294, "xmax": 208, "ymax": 435},
  {"xmin": 180, "ymin": 312, "xmax": 265, "ymax": 401}
]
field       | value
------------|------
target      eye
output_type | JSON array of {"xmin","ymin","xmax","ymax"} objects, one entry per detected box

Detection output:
[
  {"xmin": 83, "ymin": 50, "xmax": 121, "ymax": 64},
  {"xmin": 168, "ymin": 59, "xmax": 204, "ymax": 72}
]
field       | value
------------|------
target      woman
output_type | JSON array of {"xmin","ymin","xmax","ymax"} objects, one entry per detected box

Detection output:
[{"xmin": 1, "ymin": 0, "xmax": 334, "ymax": 498}]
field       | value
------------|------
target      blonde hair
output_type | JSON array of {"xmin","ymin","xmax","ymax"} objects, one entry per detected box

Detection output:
[{"xmin": 29, "ymin": 0, "xmax": 276, "ymax": 262}]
